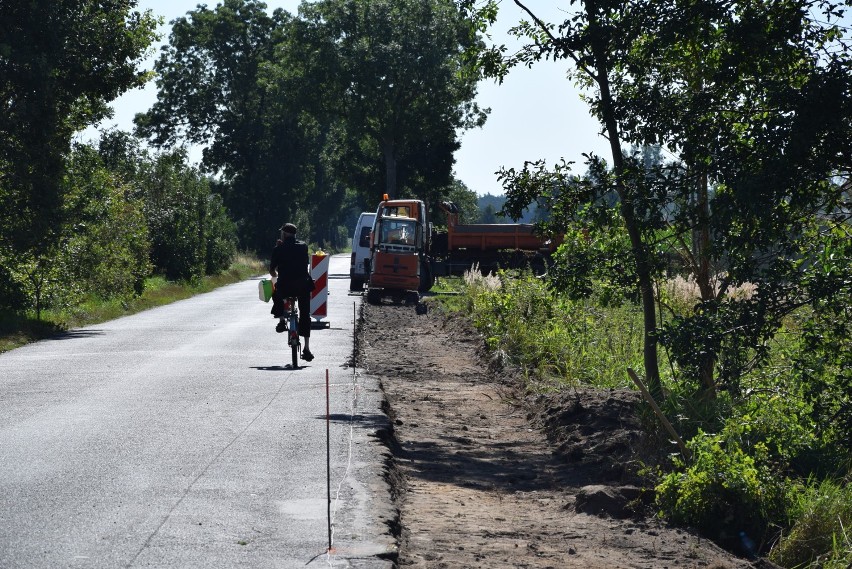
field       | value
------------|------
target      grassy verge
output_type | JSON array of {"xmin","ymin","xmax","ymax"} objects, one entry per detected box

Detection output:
[
  {"xmin": 0, "ymin": 252, "xmax": 266, "ymax": 353},
  {"xmin": 771, "ymin": 478, "xmax": 852, "ymax": 568},
  {"xmin": 433, "ymin": 270, "xmax": 646, "ymax": 390}
]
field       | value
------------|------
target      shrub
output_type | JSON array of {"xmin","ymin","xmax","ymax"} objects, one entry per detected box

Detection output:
[
  {"xmin": 0, "ymin": 259, "xmax": 26, "ymax": 310},
  {"xmin": 62, "ymin": 154, "xmax": 151, "ymax": 300},
  {"xmin": 656, "ymin": 429, "xmax": 789, "ymax": 555},
  {"xmin": 204, "ymin": 193, "xmax": 237, "ymax": 275},
  {"xmin": 141, "ymin": 153, "xmax": 238, "ymax": 281}
]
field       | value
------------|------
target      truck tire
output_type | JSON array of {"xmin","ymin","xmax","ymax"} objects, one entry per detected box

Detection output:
[
  {"xmin": 349, "ymin": 277, "xmax": 364, "ymax": 291},
  {"xmin": 366, "ymin": 288, "xmax": 382, "ymax": 305},
  {"xmin": 418, "ymin": 261, "xmax": 434, "ymax": 293}
]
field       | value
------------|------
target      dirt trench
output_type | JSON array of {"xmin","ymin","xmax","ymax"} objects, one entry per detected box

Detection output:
[{"xmin": 356, "ymin": 301, "xmax": 779, "ymax": 569}]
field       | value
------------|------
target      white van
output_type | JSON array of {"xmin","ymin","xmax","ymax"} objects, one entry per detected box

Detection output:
[{"xmin": 350, "ymin": 212, "xmax": 376, "ymax": 290}]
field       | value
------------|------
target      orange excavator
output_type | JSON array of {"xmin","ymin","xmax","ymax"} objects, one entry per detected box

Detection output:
[{"xmin": 364, "ymin": 197, "xmax": 431, "ymax": 305}]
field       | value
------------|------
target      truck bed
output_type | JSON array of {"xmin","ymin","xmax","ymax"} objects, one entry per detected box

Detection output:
[{"xmin": 447, "ymin": 223, "xmax": 554, "ymax": 252}]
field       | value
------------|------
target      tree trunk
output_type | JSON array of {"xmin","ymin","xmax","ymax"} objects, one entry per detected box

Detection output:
[
  {"xmin": 585, "ymin": 0, "xmax": 663, "ymax": 397},
  {"xmin": 694, "ymin": 169, "xmax": 717, "ymax": 396}
]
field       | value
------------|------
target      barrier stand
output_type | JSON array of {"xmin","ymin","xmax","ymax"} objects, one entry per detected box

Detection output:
[{"xmin": 311, "ymin": 251, "xmax": 330, "ymax": 327}]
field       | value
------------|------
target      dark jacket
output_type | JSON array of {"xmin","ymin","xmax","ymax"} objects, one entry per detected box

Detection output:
[{"xmin": 270, "ymin": 237, "xmax": 311, "ymax": 297}]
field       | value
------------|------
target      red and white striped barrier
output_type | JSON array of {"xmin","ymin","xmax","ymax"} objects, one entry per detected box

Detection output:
[{"xmin": 310, "ymin": 252, "xmax": 329, "ymax": 322}]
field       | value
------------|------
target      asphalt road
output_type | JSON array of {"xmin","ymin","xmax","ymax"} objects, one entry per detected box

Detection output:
[{"xmin": 0, "ymin": 254, "xmax": 395, "ymax": 568}]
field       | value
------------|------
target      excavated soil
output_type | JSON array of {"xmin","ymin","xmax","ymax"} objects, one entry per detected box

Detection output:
[{"xmin": 357, "ymin": 301, "xmax": 775, "ymax": 569}]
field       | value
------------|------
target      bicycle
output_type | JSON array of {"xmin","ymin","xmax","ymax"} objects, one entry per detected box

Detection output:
[{"xmin": 281, "ymin": 296, "xmax": 301, "ymax": 369}]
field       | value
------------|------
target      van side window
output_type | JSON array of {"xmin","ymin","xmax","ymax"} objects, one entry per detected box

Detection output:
[{"xmin": 358, "ymin": 226, "xmax": 371, "ymax": 248}]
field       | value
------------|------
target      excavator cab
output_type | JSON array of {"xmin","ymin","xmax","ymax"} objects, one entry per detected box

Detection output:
[{"xmin": 379, "ymin": 218, "xmax": 417, "ymax": 247}]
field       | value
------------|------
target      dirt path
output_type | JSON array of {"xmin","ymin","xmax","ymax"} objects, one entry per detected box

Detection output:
[{"xmin": 358, "ymin": 302, "xmax": 761, "ymax": 568}]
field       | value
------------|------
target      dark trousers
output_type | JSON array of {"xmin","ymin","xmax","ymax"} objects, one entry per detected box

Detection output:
[{"xmin": 272, "ymin": 288, "xmax": 311, "ymax": 338}]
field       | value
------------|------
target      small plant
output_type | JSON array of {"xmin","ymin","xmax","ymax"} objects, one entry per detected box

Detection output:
[{"xmin": 457, "ymin": 267, "xmax": 646, "ymax": 389}]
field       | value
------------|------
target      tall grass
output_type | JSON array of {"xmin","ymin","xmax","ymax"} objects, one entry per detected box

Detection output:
[
  {"xmin": 770, "ymin": 478, "xmax": 852, "ymax": 568},
  {"xmin": 460, "ymin": 268, "xmax": 645, "ymax": 389}
]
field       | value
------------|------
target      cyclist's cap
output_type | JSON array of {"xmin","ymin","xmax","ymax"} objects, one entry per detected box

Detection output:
[{"xmin": 280, "ymin": 223, "xmax": 297, "ymax": 235}]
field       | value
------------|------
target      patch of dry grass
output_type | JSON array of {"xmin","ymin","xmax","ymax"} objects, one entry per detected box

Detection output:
[{"xmin": 658, "ymin": 275, "xmax": 757, "ymax": 316}]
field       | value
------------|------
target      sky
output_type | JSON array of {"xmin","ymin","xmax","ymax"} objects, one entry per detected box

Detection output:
[{"xmin": 87, "ymin": 1, "xmax": 611, "ymax": 196}]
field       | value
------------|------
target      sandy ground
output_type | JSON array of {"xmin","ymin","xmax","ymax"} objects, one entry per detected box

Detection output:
[{"xmin": 357, "ymin": 301, "xmax": 775, "ymax": 569}]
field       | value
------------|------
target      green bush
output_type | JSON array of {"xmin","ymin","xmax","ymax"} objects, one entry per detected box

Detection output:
[
  {"xmin": 141, "ymin": 152, "xmax": 238, "ymax": 281},
  {"xmin": 204, "ymin": 193, "xmax": 238, "ymax": 275},
  {"xmin": 656, "ymin": 429, "xmax": 789, "ymax": 554},
  {"xmin": 63, "ymin": 148, "xmax": 151, "ymax": 300},
  {"xmin": 0, "ymin": 260, "xmax": 27, "ymax": 310},
  {"xmin": 143, "ymin": 157, "xmax": 207, "ymax": 282}
]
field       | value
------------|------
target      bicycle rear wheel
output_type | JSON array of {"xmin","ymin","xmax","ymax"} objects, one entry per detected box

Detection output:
[{"xmin": 289, "ymin": 308, "xmax": 300, "ymax": 368}]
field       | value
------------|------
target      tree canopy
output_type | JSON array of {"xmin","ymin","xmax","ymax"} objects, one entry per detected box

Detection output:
[
  {"xmin": 0, "ymin": 0, "xmax": 159, "ymax": 256},
  {"xmin": 295, "ymin": 0, "xmax": 486, "ymax": 200},
  {"xmin": 134, "ymin": 0, "xmax": 303, "ymax": 251},
  {"xmin": 134, "ymin": 0, "xmax": 487, "ymax": 249},
  {"xmin": 471, "ymin": 0, "xmax": 852, "ymax": 398}
]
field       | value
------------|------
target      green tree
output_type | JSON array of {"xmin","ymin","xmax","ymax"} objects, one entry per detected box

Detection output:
[
  {"xmin": 465, "ymin": 2, "xmax": 852, "ymax": 550},
  {"xmin": 97, "ymin": 130, "xmax": 238, "ymax": 282},
  {"xmin": 444, "ymin": 178, "xmax": 480, "ymax": 225},
  {"xmin": 608, "ymin": 0, "xmax": 852, "ymax": 396},
  {"xmin": 137, "ymin": 151, "xmax": 226, "ymax": 282},
  {"xmin": 479, "ymin": 203, "xmax": 499, "ymax": 224},
  {"xmin": 203, "ymin": 193, "xmax": 238, "ymax": 275},
  {"xmin": 135, "ymin": 0, "xmax": 309, "ymax": 251},
  {"xmin": 1, "ymin": 142, "xmax": 154, "ymax": 319},
  {"xmin": 296, "ymin": 0, "xmax": 486, "ymax": 200},
  {"xmin": 526, "ymin": 0, "xmax": 665, "ymax": 396},
  {"xmin": 796, "ymin": 223, "xmax": 852, "ymax": 450},
  {"xmin": 473, "ymin": 0, "xmax": 852, "ymax": 398},
  {"xmin": 63, "ymin": 143, "xmax": 151, "ymax": 300},
  {"xmin": 0, "ymin": 0, "xmax": 158, "ymax": 257}
]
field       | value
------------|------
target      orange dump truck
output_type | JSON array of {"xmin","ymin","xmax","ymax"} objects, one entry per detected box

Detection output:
[
  {"xmin": 365, "ymin": 197, "xmax": 559, "ymax": 304},
  {"xmin": 429, "ymin": 201, "xmax": 560, "ymax": 276}
]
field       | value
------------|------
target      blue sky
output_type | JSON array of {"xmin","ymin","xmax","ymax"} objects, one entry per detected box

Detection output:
[{"xmin": 85, "ymin": 1, "xmax": 611, "ymax": 196}]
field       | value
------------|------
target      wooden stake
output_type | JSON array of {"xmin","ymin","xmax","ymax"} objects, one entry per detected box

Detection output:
[{"xmin": 627, "ymin": 368, "xmax": 691, "ymax": 461}]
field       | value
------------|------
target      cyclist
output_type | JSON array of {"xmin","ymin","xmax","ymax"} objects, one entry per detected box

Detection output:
[{"xmin": 269, "ymin": 223, "xmax": 314, "ymax": 362}]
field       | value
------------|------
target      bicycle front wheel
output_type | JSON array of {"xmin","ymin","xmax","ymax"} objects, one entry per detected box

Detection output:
[{"xmin": 291, "ymin": 342, "xmax": 298, "ymax": 369}]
